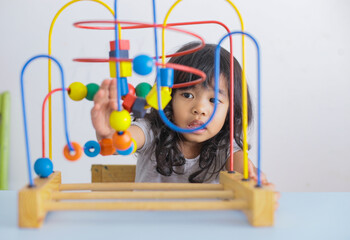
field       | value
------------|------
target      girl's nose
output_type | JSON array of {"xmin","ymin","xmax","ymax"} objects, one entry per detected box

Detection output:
[{"xmin": 191, "ymin": 100, "xmax": 209, "ymax": 116}]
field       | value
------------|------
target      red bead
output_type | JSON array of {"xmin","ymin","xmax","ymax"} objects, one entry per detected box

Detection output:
[
  {"xmin": 113, "ymin": 131, "xmax": 132, "ymax": 150},
  {"xmin": 128, "ymin": 83, "xmax": 135, "ymax": 95},
  {"xmin": 122, "ymin": 83, "xmax": 135, "ymax": 100}
]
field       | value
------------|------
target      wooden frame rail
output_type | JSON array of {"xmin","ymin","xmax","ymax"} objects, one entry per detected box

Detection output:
[{"xmin": 18, "ymin": 171, "xmax": 275, "ymax": 228}]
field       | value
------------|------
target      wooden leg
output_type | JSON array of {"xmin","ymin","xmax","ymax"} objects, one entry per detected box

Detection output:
[
  {"xmin": 219, "ymin": 171, "xmax": 275, "ymax": 226},
  {"xmin": 18, "ymin": 172, "xmax": 61, "ymax": 228}
]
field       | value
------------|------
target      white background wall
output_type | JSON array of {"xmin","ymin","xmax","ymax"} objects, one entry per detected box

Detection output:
[{"xmin": 0, "ymin": 0, "xmax": 349, "ymax": 191}]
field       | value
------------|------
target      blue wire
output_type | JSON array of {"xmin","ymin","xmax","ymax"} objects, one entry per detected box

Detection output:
[
  {"xmin": 215, "ymin": 31, "xmax": 262, "ymax": 187},
  {"xmin": 114, "ymin": 0, "xmax": 122, "ymax": 111},
  {"xmin": 151, "ymin": 0, "xmax": 219, "ymax": 133},
  {"xmin": 20, "ymin": 54, "xmax": 74, "ymax": 187}
]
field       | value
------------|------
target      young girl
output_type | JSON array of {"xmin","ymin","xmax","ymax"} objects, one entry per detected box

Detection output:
[{"xmin": 91, "ymin": 42, "xmax": 262, "ymax": 184}]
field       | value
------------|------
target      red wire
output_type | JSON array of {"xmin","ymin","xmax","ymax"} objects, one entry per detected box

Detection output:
[
  {"xmin": 73, "ymin": 20, "xmax": 205, "ymax": 60},
  {"xmin": 42, "ymin": 88, "xmax": 67, "ymax": 158},
  {"xmin": 159, "ymin": 62, "xmax": 206, "ymax": 88},
  {"xmin": 73, "ymin": 19, "xmax": 235, "ymax": 171}
]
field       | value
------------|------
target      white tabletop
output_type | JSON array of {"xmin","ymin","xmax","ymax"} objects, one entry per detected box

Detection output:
[{"xmin": 0, "ymin": 191, "xmax": 349, "ymax": 240}]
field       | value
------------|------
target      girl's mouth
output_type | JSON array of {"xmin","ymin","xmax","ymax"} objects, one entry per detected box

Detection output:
[{"xmin": 187, "ymin": 120, "xmax": 206, "ymax": 133}]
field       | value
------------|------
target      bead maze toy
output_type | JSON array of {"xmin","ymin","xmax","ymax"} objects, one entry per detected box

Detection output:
[{"xmin": 18, "ymin": 0, "xmax": 275, "ymax": 228}]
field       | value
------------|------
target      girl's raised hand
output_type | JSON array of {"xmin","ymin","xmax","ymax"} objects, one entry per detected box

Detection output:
[{"xmin": 91, "ymin": 79, "xmax": 118, "ymax": 140}]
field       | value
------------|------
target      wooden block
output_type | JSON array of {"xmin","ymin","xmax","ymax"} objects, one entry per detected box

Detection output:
[
  {"xmin": 18, "ymin": 171, "xmax": 61, "ymax": 228},
  {"xmin": 91, "ymin": 165, "xmax": 102, "ymax": 183},
  {"xmin": 91, "ymin": 164, "xmax": 136, "ymax": 183},
  {"xmin": 219, "ymin": 171, "xmax": 275, "ymax": 226}
]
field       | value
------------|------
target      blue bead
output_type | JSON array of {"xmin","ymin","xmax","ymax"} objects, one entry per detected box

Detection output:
[
  {"xmin": 160, "ymin": 68, "xmax": 174, "ymax": 87},
  {"xmin": 34, "ymin": 158, "xmax": 53, "ymax": 178},
  {"xmin": 84, "ymin": 140, "xmax": 101, "ymax": 157},
  {"xmin": 133, "ymin": 55, "xmax": 154, "ymax": 75},
  {"xmin": 116, "ymin": 142, "xmax": 135, "ymax": 155},
  {"xmin": 120, "ymin": 77, "xmax": 129, "ymax": 96}
]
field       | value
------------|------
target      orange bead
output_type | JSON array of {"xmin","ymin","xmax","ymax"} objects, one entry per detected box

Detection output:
[
  {"xmin": 99, "ymin": 138, "xmax": 116, "ymax": 156},
  {"xmin": 63, "ymin": 142, "xmax": 82, "ymax": 161},
  {"xmin": 112, "ymin": 131, "xmax": 132, "ymax": 150}
]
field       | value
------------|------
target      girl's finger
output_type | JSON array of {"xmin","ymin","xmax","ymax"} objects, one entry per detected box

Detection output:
[
  {"xmin": 94, "ymin": 79, "xmax": 111, "ymax": 104},
  {"xmin": 248, "ymin": 161, "xmax": 257, "ymax": 179},
  {"xmin": 109, "ymin": 78, "xmax": 117, "ymax": 101}
]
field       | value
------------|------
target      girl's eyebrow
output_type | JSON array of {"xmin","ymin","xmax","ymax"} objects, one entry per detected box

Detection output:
[{"xmin": 208, "ymin": 86, "xmax": 227, "ymax": 97}]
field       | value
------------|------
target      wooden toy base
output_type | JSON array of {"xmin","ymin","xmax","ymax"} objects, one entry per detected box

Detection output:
[{"xmin": 18, "ymin": 171, "xmax": 275, "ymax": 228}]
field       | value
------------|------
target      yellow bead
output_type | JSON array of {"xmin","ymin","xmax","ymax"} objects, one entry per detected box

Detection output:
[
  {"xmin": 120, "ymin": 61, "xmax": 132, "ymax": 77},
  {"xmin": 109, "ymin": 61, "xmax": 132, "ymax": 78},
  {"xmin": 109, "ymin": 61, "xmax": 116, "ymax": 78},
  {"xmin": 131, "ymin": 138, "xmax": 137, "ymax": 154},
  {"xmin": 145, "ymin": 85, "xmax": 172, "ymax": 110},
  {"xmin": 109, "ymin": 110, "xmax": 131, "ymax": 131},
  {"xmin": 68, "ymin": 82, "xmax": 87, "ymax": 101}
]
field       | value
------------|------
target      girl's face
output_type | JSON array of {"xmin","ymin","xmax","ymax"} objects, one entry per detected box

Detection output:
[{"xmin": 171, "ymin": 76, "xmax": 229, "ymax": 145}]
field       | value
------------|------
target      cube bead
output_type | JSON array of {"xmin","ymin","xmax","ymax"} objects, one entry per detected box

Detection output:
[
  {"xmin": 132, "ymin": 97, "xmax": 147, "ymax": 118},
  {"xmin": 110, "ymin": 40, "xmax": 130, "ymax": 51},
  {"xmin": 145, "ymin": 85, "xmax": 172, "ymax": 110},
  {"xmin": 122, "ymin": 93, "xmax": 137, "ymax": 112},
  {"xmin": 99, "ymin": 138, "xmax": 116, "ymax": 156}
]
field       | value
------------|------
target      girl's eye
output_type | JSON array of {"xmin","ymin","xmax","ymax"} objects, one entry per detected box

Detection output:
[
  {"xmin": 210, "ymin": 98, "xmax": 221, "ymax": 104},
  {"xmin": 182, "ymin": 93, "xmax": 194, "ymax": 99}
]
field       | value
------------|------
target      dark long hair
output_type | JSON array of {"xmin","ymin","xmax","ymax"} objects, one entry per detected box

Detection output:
[{"xmin": 144, "ymin": 42, "xmax": 253, "ymax": 182}]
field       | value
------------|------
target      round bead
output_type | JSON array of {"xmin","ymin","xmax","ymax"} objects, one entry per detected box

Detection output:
[
  {"xmin": 135, "ymin": 82, "xmax": 152, "ymax": 98},
  {"xmin": 85, "ymin": 83, "xmax": 99, "ymax": 101},
  {"xmin": 109, "ymin": 110, "xmax": 131, "ymax": 132},
  {"xmin": 68, "ymin": 82, "xmax": 87, "ymax": 101},
  {"xmin": 84, "ymin": 140, "xmax": 101, "ymax": 157},
  {"xmin": 133, "ymin": 55, "xmax": 154, "ymax": 75},
  {"xmin": 122, "ymin": 83, "xmax": 135, "ymax": 100},
  {"xmin": 128, "ymin": 83, "xmax": 135, "ymax": 95},
  {"xmin": 99, "ymin": 138, "xmax": 116, "ymax": 156},
  {"xmin": 116, "ymin": 141, "xmax": 134, "ymax": 155},
  {"xmin": 34, "ymin": 158, "xmax": 53, "ymax": 178},
  {"xmin": 131, "ymin": 138, "xmax": 137, "ymax": 154},
  {"xmin": 63, "ymin": 142, "xmax": 82, "ymax": 161},
  {"xmin": 113, "ymin": 131, "xmax": 132, "ymax": 150}
]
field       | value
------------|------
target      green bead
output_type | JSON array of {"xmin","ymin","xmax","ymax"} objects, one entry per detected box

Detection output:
[
  {"xmin": 85, "ymin": 83, "xmax": 100, "ymax": 101},
  {"xmin": 135, "ymin": 82, "xmax": 152, "ymax": 98}
]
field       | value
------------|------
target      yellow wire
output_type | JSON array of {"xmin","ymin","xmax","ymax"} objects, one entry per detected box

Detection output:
[
  {"xmin": 162, "ymin": 0, "xmax": 247, "ymax": 179},
  {"xmin": 225, "ymin": 1, "xmax": 248, "ymax": 179},
  {"xmin": 162, "ymin": 0, "xmax": 182, "ymax": 66},
  {"xmin": 48, "ymin": 0, "xmax": 116, "ymax": 160}
]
